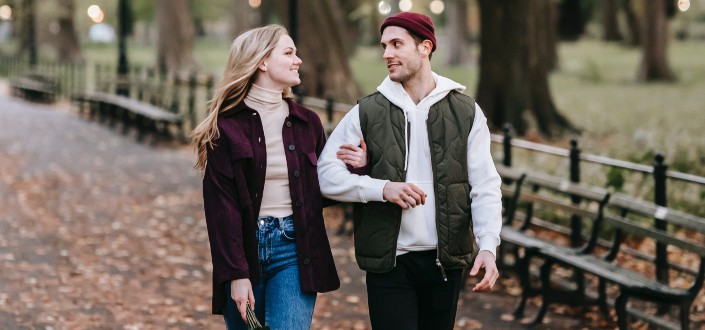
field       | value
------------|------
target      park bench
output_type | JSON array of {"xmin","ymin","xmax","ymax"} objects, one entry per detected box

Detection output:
[
  {"xmin": 72, "ymin": 74, "xmax": 183, "ymax": 142},
  {"xmin": 533, "ymin": 193, "xmax": 705, "ymax": 330},
  {"xmin": 497, "ymin": 165, "xmax": 705, "ymax": 329},
  {"xmin": 496, "ymin": 165, "xmax": 611, "ymax": 318},
  {"xmin": 10, "ymin": 73, "xmax": 58, "ymax": 103}
]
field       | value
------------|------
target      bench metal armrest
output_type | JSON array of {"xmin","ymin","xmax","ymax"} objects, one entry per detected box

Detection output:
[{"xmin": 579, "ymin": 192, "xmax": 612, "ymax": 254}]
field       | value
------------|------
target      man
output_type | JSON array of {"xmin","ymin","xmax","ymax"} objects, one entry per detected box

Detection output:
[{"xmin": 318, "ymin": 12, "xmax": 502, "ymax": 330}]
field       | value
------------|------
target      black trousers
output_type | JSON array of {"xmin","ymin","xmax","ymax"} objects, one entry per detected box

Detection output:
[{"xmin": 365, "ymin": 250, "xmax": 464, "ymax": 330}]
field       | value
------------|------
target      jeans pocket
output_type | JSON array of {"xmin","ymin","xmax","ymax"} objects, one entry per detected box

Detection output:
[{"xmin": 281, "ymin": 227, "xmax": 296, "ymax": 241}]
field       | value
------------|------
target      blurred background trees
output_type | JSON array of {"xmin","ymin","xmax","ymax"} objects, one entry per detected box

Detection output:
[
  {"xmin": 155, "ymin": 0, "xmax": 195, "ymax": 73},
  {"xmin": 0, "ymin": 0, "xmax": 701, "ymax": 137}
]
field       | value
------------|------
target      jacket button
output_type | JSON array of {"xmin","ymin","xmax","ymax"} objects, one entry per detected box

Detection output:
[
  {"xmin": 293, "ymin": 170, "xmax": 300, "ymax": 178},
  {"xmin": 303, "ymin": 258, "xmax": 310, "ymax": 265},
  {"xmin": 295, "ymin": 200, "xmax": 302, "ymax": 207},
  {"xmin": 286, "ymin": 121, "xmax": 292, "ymax": 127},
  {"xmin": 288, "ymin": 144, "xmax": 295, "ymax": 151}
]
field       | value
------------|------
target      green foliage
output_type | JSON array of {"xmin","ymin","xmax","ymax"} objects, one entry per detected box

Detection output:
[
  {"xmin": 130, "ymin": 0, "xmax": 154, "ymax": 22},
  {"xmin": 605, "ymin": 167, "xmax": 625, "ymax": 192},
  {"xmin": 628, "ymin": 150, "xmax": 656, "ymax": 165},
  {"xmin": 581, "ymin": 59, "xmax": 603, "ymax": 83},
  {"xmin": 190, "ymin": 0, "xmax": 230, "ymax": 21},
  {"xmin": 668, "ymin": 146, "xmax": 705, "ymax": 176}
]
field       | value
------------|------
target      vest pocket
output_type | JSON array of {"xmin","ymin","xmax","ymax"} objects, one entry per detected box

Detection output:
[{"xmin": 446, "ymin": 183, "xmax": 474, "ymax": 256}]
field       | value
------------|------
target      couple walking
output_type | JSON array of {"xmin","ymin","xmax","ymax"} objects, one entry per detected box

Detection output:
[{"xmin": 192, "ymin": 11, "xmax": 502, "ymax": 330}]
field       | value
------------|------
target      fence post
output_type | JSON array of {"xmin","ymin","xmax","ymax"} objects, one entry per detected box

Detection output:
[
  {"xmin": 94, "ymin": 63, "xmax": 101, "ymax": 92},
  {"xmin": 569, "ymin": 137, "xmax": 582, "ymax": 247},
  {"xmin": 653, "ymin": 152, "xmax": 669, "ymax": 311},
  {"xmin": 325, "ymin": 97, "xmax": 334, "ymax": 135},
  {"xmin": 502, "ymin": 123, "xmax": 512, "ymax": 167},
  {"xmin": 188, "ymin": 72, "xmax": 198, "ymax": 131},
  {"xmin": 205, "ymin": 75, "xmax": 214, "ymax": 103}
]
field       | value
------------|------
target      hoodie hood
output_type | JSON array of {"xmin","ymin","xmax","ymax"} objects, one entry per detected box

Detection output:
[
  {"xmin": 375, "ymin": 72, "xmax": 466, "ymax": 171},
  {"xmin": 376, "ymin": 72, "xmax": 466, "ymax": 111}
]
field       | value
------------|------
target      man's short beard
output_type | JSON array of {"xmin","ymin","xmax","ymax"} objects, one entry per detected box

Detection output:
[{"xmin": 390, "ymin": 68, "xmax": 418, "ymax": 83}]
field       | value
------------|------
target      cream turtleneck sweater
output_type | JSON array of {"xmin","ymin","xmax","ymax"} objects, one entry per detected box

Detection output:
[{"xmin": 244, "ymin": 84, "xmax": 293, "ymax": 218}]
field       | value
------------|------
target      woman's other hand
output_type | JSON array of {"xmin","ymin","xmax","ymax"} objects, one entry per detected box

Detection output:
[
  {"xmin": 336, "ymin": 138, "xmax": 368, "ymax": 169},
  {"xmin": 231, "ymin": 278, "xmax": 255, "ymax": 322}
]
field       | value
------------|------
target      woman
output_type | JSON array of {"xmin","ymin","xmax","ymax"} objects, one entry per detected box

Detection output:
[{"xmin": 192, "ymin": 25, "xmax": 340, "ymax": 329}]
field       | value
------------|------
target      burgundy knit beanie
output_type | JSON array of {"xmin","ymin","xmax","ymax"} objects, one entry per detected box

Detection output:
[{"xmin": 380, "ymin": 12, "xmax": 436, "ymax": 53}]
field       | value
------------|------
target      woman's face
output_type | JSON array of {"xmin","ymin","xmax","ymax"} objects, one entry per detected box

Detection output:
[{"xmin": 257, "ymin": 35, "xmax": 302, "ymax": 90}]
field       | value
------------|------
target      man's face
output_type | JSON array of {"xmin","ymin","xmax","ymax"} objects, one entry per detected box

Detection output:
[{"xmin": 380, "ymin": 26, "xmax": 424, "ymax": 83}]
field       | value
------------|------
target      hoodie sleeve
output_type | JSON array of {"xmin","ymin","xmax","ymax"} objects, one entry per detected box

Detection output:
[
  {"xmin": 318, "ymin": 105, "xmax": 388, "ymax": 203},
  {"xmin": 467, "ymin": 103, "xmax": 503, "ymax": 258}
]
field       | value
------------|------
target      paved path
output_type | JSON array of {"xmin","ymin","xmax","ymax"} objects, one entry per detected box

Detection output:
[{"xmin": 0, "ymin": 89, "xmax": 599, "ymax": 329}]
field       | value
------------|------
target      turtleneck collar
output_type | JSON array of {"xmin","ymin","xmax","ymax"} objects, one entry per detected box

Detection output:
[{"xmin": 244, "ymin": 84, "xmax": 285, "ymax": 114}]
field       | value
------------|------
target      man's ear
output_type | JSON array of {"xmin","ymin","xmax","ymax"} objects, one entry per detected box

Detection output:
[{"xmin": 420, "ymin": 40, "xmax": 433, "ymax": 56}]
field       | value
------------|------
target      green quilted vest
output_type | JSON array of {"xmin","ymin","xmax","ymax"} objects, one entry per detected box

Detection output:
[{"xmin": 354, "ymin": 90, "xmax": 477, "ymax": 273}]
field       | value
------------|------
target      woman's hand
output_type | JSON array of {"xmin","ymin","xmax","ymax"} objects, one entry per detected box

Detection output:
[
  {"xmin": 231, "ymin": 278, "xmax": 255, "ymax": 322},
  {"xmin": 336, "ymin": 138, "xmax": 368, "ymax": 169}
]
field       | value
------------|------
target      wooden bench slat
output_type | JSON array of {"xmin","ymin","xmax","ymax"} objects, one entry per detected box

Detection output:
[
  {"xmin": 540, "ymin": 246, "xmax": 689, "ymax": 297},
  {"xmin": 605, "ymin": 215, "xmax": 705, "ymax": 256}
]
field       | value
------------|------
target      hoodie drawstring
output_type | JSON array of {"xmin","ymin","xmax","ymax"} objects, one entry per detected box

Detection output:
[{"xmin": 402, "ymin": 92, "xmax": 410, "ymax": 172}]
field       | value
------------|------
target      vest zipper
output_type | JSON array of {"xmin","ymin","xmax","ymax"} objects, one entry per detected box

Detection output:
[
  {"xmin": 427, "ymin": 110, "xmax": 447, "ymax": 283},
  {"xmin": 436, "ymin": 257, "xmax": 448, "ymax": 282}
]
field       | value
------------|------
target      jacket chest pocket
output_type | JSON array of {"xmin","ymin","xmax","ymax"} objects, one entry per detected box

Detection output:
[
  {"xmin": 230, "ymin": 142, "xmax": 254, "ymax": 207},
  {"xmin": 230, "ymin": 142, "xmax": 254, "ymax": 163},
  {"xmin": 301, "ymin": 151, "xmax": 320, "ymax": 194}
]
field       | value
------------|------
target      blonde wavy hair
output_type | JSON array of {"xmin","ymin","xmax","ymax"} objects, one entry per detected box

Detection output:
[{"xmin": 192, "ymin": 25, "xmax": 293, "ymax": 172}]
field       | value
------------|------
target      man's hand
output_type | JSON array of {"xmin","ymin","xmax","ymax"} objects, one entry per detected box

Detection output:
[
  {"xmin": 383, "ymin": 182, "xmax": 426, "ymax": 209},
  {"xmin": 469, "ymin": 250, "xmax": 499, "ymax": 292},
  {"xmin": 336, "ymin": 138, "xmax": 368, "ymax": 168},
  {"xmin": 230, "ymin": 278, "xmax": 255, "ymax": 322}
]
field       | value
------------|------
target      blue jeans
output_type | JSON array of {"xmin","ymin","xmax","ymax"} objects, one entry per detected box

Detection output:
[{"xmin": 223, "ymin": 215, "xmax": 316, "ymax": 330}]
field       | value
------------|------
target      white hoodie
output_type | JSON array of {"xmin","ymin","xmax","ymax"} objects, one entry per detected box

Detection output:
[{"xmin": 318, "ymin": 73, "xmax": 502, "ymax": 257}]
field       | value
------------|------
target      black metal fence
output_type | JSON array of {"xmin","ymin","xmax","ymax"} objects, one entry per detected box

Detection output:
[{"xmin": 0, "ymin": 56, "xmax": 216, "ymax": 135}]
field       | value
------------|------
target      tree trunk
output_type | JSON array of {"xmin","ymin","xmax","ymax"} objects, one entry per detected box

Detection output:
[
  {"xmin": 529, "ymin": 0, "xmax": 570, "ymax": 135},
  {"xmin": 270, "ymin": 0, "xmax": 361, "ymax": 102},
  {"xmin": 54, "ymin": 0, "xmax": 83, "ymax": 63},
  {"xmin": 13, "ymin": 0, "xmax": 37, "ymax": 64},
  {"xmin": 367, "ymin": 0, "xmax": 382, "ymax": 46},
  {"xmin": 231, "ymin": 0, "xmax": 255, "ymax": 38},
  {"xmin": 637, "ymin": 0, "xmax": 675, "ymax": 81},
  {"xmin": 446, "ymin": 0, "xmax": 471, "ymax": 66},
  {"xmin": 547, "ymin": 1, "xmax": 559, "ymax": 71},
  {"xmin": 622, "ymin": 0, "xmax": 640, "ymax": 46},
  {"xmin": 603, "ymin": 0, "xmax": 623, "ymax": 41},
  {"xmin": 557, "ymin": 0, "xmax": 587, "ymax": 41},
  {"xmin": 155, "ymin": 0, "xmax": 196, "ymax": 73},
  {"xmin": 476, "ymin": 0, "xmax": 571, "ymax": 137}
]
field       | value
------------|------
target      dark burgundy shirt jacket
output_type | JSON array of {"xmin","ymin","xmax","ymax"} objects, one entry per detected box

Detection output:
[{"xmin": 202, "ymin": 99, "xmax": 340, "ymax": 314}]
